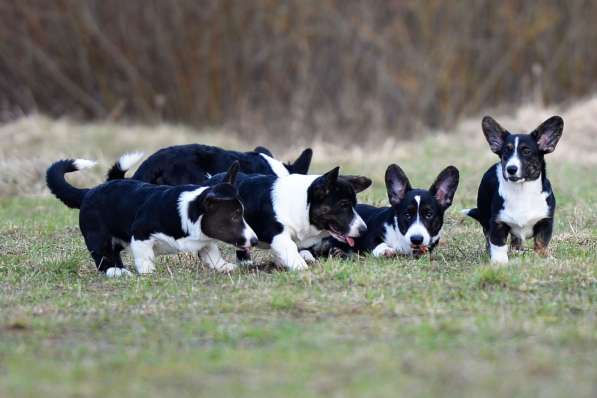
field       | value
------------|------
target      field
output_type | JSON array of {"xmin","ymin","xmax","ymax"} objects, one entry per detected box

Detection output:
[{"xmin": 1, "ymin": 106, "xmax": 596, "ymax": 397}]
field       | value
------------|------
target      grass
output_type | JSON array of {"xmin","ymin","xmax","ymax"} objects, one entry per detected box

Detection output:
[{"xmin": 1, "ymin": 118, "xmax": 597, "ymax": 397}]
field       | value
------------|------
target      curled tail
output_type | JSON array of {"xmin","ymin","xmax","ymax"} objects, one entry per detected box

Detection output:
[
  {"xmin": 461, "ymin": 208, "xmax": 481, "ymax": 222},
  {"xmin": 46, "ymin": 159, "xmax": 96, "ymax": 209},
  {"xmin": 106, "ymin": 152, "xmax": 144, "ymax": 181}
]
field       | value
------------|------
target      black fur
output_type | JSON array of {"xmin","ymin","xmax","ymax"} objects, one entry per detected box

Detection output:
[
  {"xmin": 107, "ymin": 144, "xmax": 313, "ymax": 185},
  {"xmin": 47, "ymin": 160, "xmax": 252, "ymax": 274},
  {"xmin": 466, "ymin": 115, "xmax": 562, "ymax": 260}
]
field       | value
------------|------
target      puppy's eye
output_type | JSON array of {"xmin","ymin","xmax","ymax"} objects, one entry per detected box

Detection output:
[
  {"xmin": 403, "ymin": 212, "xmax": 412, "ymax": 220},
  {"xmin": 423, "ymin": 209, "xmax": 433, "ymax": 219},
  {"xmin": 506, "ymin": 144, "xmax": 514, "ymax": 151},
  {"xmin": 339, "ymin": 201, "xmax": 351, "ymax": 208},
  {"xmin": 521, "ymin": 148, "xmax": 531, "ymax": 156},
  {"xmin": 320, "ymin": 205, "xmax": 331, "ymax": 214}
]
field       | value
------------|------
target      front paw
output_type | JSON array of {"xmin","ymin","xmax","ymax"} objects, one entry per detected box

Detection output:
[
  {"xmin": 299, "ymin": 250, "xmax": 317, "ymax": 264},
  {"xmin": 214, "ymin": 262, "xmax": 238, "ymax": 273},
  {"xmin": 106, "ymin": 267, "xmax": 133, "ymax": 278},
  {"xmin": 283, "ymin": 256, "xmax": 309, "ymax": 271},
  {"xmin": 372, "ymin": 243, "xmax": 397, "ymax": 258}
]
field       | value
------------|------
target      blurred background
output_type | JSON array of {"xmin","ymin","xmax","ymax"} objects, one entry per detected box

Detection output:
[
  {"xmin": 2, "ymin": 0, "xmax": 597, "ymax": 143},
  {"xmin": 2, "ymin": 0, "xmax": 597, "ymax": 197}
]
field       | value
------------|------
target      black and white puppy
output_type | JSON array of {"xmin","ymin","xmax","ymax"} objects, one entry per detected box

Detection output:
[
  {"xmin": 46, "ymin": 160, "xmax": 257, "ymax": 277},
  {"xmin": 106, "ymin": 144, "xmax": 313, "ymax": 185},
  {"xmin": 207, "ymin": 167, "xmax": 371, "ymax": 270},
  {"xmin": 313, "ymin": 164, "xmax": 459, "ymax": 258},
  {"xmin": 464, "ymin": 115, "xmax": 563, "ymax": 264}
]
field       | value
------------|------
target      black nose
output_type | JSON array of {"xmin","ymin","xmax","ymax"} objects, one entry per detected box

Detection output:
[
  {"xmin": 410, "ymin": 235, "xmax": 424, "ymax": 245},
  {"xmin": 506, "ymin": 165, "xmax": 518, "ymax": 175},
  {"xmin": 249, "ymin": 237, "xmax": 258, "ymax": 247}
]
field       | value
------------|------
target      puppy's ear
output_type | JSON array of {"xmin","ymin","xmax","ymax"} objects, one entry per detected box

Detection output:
[
  {"xmin": 311, "ymin": 166, "xmax": 340, "ymax": 198},
  {"xmin": 531, "ymin": 116, "xmax": 563, "ymax": 154},
  {"xmin": 429, "ymin": 166, "xmax": 459, "ymax": 209},
  {"xmin": 482, "ymin": 116, "xmax": 509, "ymax": 154},
  {"xmin": 340, "ymin": 175, "xmax": 372, "ymax": 193},
  {"xmin": 288, "ymin": 148, "xmax": 313, "ymax": 174},
  {"xmin": 254, "ymin": 146, "xmax": 273, "ymax": 157},
  {"xmin": 224, "ymin": 161, "xmax": 240, "ymax": 185},
  {"xmin": 385, "ymin": 164, "xmax": 411, "ymax": 207}
]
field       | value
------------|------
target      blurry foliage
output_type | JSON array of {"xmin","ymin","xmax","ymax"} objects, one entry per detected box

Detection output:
[{"xmin": 0, "ymin": 0, "xmax": 595, "ymax": 142}]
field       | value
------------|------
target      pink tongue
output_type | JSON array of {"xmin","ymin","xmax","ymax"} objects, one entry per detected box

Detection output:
[{"xmin": 346, "ymin": 236, "xmax": 355, "ymax": 247}]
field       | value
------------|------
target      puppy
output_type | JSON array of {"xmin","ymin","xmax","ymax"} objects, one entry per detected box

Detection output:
[
  {"xmin": 207, "ymin": 167, "xmax": 371, "ymax": 270},
  {"xmin": 46, "ymin": 160, "xmax": 257, "ymax": 277},
  {"xmin": 464, "ymin": 116, "xmax": 563, "ymax": 264},
  {"xmin": 313, "ymin": 164, "xmax": 459, "ymax": 258},
  {"xmin": 106, "ymin": 144, "xmax": 313, "ymax": 185}
]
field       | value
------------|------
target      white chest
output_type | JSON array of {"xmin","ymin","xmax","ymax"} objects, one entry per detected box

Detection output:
[
  {"xmin": 496, "ymin": 171, "xmax": 550, "ymax": 239},
  {"xmin": 383, "ymin": 219, "xmax": 412, "ymax": 254},
  {"xmin": 151, "ymin": 233, "xmax": 207, "ymax": 255}
]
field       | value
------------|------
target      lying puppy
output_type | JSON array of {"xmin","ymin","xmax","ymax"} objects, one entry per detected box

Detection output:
[
  {"xmin": 464, "ymin": 115, "xmax": 563, "ymax": 264},
  {"xmin": 106, "ymin": 144, "xmax": 313, "ymax": 185},
  {"xmin": 312, "ymin": 164, "xmax": 459, "ymax": 258},
  {"xmin": 47, "ymin": 160, "xmax": 257, "ymax": 277},
  {"xmin": 207, "ymin": 167, "xmax": 371, "ymax": 270}
]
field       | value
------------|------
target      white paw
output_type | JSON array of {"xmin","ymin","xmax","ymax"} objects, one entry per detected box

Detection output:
[
  {"xmin": 238, "ymin": 259, "xmax": 254, "ymax": 267},
  {"xmin": 106, "ymin": 267, "xmax": 133, "ymax": 278},
  {"xmin": 372, "ymin": 243, "xmax": 397, "ymax": 258},
  {"xmin": 285, "ymin": 257, "xmax": 309, "ymax": 271},
  {"xmin": 136, "ymin": 261, "xmax": 155, "ymax": 274},
  {"xmin": 490, "ymin": 243, "xmax": 508, "ymax": 264},
  {"xmin": 299, "ymin": 250, "xmax": 317, "ymax": 264},
  {"xmin": 214, "ymin": 262, "xmax": 237, "ymax": 273}
]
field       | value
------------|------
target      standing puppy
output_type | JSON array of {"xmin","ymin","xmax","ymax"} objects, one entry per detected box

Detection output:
[
  {"xmin": 313, "ymin": 164, "xmax": 459, "ymax": 258},
  {"xmin": 207, "ymin": 167, "xmax": 371, "ymax": 270},
  {"xmin": 464, "ymin": 116, "xmax": 563, "ymax": 264},
  {"xmin": 47, "ymin": 160, "xmax": 257, "ymax": 276}
]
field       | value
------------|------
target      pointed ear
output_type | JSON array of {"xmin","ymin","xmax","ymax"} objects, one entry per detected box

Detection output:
[
  {"xmin": 531, "ymin": 116, "xmax": 563, "ymax": 154},
  {"xmin": 311, "ymin": 166, "xmax": 339, "ymax": 197},
  {"xmin": 385, "ymin": 164, "xmax": 411, "ymax": 207},
  {"xmin": 224, "ymin": 161, "xmax": 240, "ymax": 185},
  {"xmin": 429, "ymin": 166, "xmax": 459, "ymax": 209},
  {"xmin": 254, "ymin": 146, "xmax": 273, "ymax": 157},
  {"xmin": 288, "ymin": 148, "xmax": 313, "ymax": 174},
  {"xmin": 340, "ymin": 175, "xmax": 372, "ymax": 193},
  {"xmin": 482, "ymin": 116, "xmax": 509, "ymax": 154}
]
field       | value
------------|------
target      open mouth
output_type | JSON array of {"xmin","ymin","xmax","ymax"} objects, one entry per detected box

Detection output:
[
  {"xmin": 411, "ymin": 244, "xmax": 429, "ymax": 255},
  {"xmin": 329, "ymin": 227, "xmax": 355, "ymax": 247},
  {"xmin": 506, "ymin": 175, "xmax": 525, "ymax": 183}
]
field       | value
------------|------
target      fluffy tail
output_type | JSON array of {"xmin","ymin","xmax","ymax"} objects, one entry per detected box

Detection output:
[
  {"xmin": 106, "ymin": 152, "xmax": 144, "ymax": 181},
  {"xmin": 461, "ymin": 208, "xmax": 481, "ymax": 222},
  {"xmin": 46, "ymin": 159, "xmax": 97, "ymax": 209}
]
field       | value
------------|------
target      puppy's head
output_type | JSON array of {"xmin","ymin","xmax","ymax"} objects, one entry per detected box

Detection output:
[
  {"xmin": 307, "ymin": 167, "xmax": 371, "ymax": 247},
  {"xmin": 482, "ymin": 116, "xmax": 563, "ymax": 183},
  {"xmin": 192, "ymin": 162, "xmax": 257, "ymax": 249},
  {"xmin": 284, "ymin": 148, "xmax": 313, "ymax": 175},
  {"xmin": 385, "ymin": 164, "xmax": 459, "ymax": 255}
]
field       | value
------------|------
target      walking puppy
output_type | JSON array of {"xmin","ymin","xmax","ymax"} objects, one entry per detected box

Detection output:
[
  {"xmin": 47, "ymin": 160, "xmax": 257, "ymax": 277},
  {"xmin": 107, "ymin": 144, "xmax": 313, "ymax": 185},
  {"xmin": 464, "ymin": 115, "xmax": 563, "ymax": 264},
  {"xmin": 313, "ymin": 164, "xmax": 459, "ymax": 258},
  {"xmin": 207, "ymin": 167, "xmax": 371, "ymax": 270}
]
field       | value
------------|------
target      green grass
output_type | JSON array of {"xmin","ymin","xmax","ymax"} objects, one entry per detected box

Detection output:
[{"xmin": 1, "ymin": 141, "xmax": 596, "ymax": 397}]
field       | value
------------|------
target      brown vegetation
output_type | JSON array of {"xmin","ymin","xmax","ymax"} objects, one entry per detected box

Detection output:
[{"xmin": 1, "ymin": 1, "xmax": 597, "ymax": 142}]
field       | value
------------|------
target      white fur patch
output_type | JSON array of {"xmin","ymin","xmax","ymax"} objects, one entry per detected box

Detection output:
[
  {"xmin": 118, "ymin": 151, "xmax": 144, "ymax": 171},
  {"xmin": 496, "ymin": 165, "xmax": 550, "ymax": 240},
  {"xmin": 260, "ymin": 153, "xmax": 290, "ymax": 177},
  {"xmin": 106, "ymin": 267, "xmax": 133, "ymax": 278},
  {"xmin": 271, "ymin": 174, "xmax": 323, "ymax": 246},
  {"xmin": 151, "ymin": 232, "xmax": 208, "ymax": 255},
  {"xmin": 73, "ymin": 159, "xmax": 97, "ymax": 170},
  {"xmin": 177, "ymin": 187, "xmax": 209, "ymax": 235},
  {"xmin": 380, "ymin": 217, "xmax": 412, "ymax": 255},
  {"xmin": 130, "ymin": 238, "xmax": 156, "ymax": 274},
  {"xmin": 347, "ymin": 209, "xmax": 367, "ymax": 237},
  {"xmin": 504, "ymin": 137, "xmax": 522, "ymax": 179},
  {"xmin": 243, "ymin": 221, "xmax": 258, "ymax": 247},
  {"xmin": 299, "ymin": 249, "xmax": 317, "ymax": 264},
  {"xmin": 372, "ymin": 243, "xmax": 398, "ymax": 257},
  {"xmin": 403, "ymin": 195, "xmax": 431, "ymax": 246},
  {"xmin": 490, "ymin": 243, "xmax": 508, "ymax": 264}
]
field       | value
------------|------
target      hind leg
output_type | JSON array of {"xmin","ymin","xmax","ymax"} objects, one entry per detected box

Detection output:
[{"xmin": 533, "ymin": 219, "xmax": 553, "ymax": 257}]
